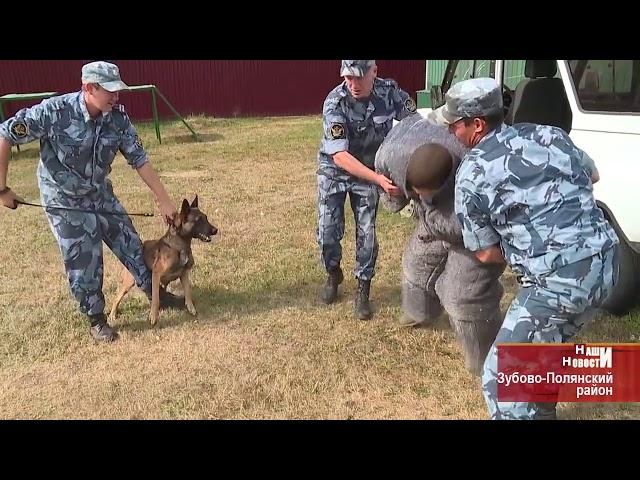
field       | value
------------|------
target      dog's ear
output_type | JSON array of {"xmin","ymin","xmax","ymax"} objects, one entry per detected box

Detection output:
[
  {"xmin": 180, "ymin": 199, "xmax": 190, "ymax": 218},
  {"xmin": 191, "ymin": 195, "xmax": 199, "ymax": 209}
]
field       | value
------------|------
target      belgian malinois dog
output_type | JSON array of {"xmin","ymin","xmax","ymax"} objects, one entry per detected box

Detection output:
[{"xmin": 109, "ymin": 195, "xmax": 218, "ymax": 326}]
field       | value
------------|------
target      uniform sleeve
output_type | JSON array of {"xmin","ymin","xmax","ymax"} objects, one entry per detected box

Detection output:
[
  {"xmin": 0, "ymin": 101, "xmax": 51, "ymax": 145},
  {"xmin": 454, "ymin": 161, "xmax": 501, "ymax": 252},
  {"xmin": 118, "ymin": 109, "xmax": 148, "ymax": 169},
  {"xmin": 390, "ymin": 85, "xmax": 418, "ymax": 121},
  {"xmin": 542, "ymin": 125, "xmax": 599, "ymax": 180},
  {"xmin": 320, "ymin": 94, "xmax": 349, "ymax": 155},
  {"xmin": 577, "ymin": 149, "xmax": 599, "ymax": 179}
]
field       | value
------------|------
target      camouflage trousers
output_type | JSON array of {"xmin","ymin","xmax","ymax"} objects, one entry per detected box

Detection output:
[
  {"xmin": 41, "ymin": 183, "xmax": 152, "ymax": 317},
  {"xmin": 482, "ymin": 245, "xmax": 619, "ymax": 420},
  {"xmin": 317, "ymin": 174, "xmax": 380, "ymax": 281},
  {"xmin": 401, "ymin": 228, "xmax": 505, "ymax": 375}
]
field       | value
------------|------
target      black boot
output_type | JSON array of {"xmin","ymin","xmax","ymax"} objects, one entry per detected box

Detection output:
[
  {"xmin": 321, "ymin": 267, "xmax": 344, "ymax": 304},
  {"xmin": 88, "ymin": 313, "xmax": 118, "ymax": 342},
  {"xmin": 145, "ymin": 286, "xmax": 186, "ymax": 310},
  {"xmin": 355, "ymin": 279, "xmax": 373, "ymax": 320}
]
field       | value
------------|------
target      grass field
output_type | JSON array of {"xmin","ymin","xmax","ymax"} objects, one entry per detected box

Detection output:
[{"xmin": 1, "ymin": 115, "xmax": 638, "ymax": 419}]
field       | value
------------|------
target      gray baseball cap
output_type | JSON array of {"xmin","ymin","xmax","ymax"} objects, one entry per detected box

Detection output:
[
  {"xmin": 340, "ymin": 60, "xmax": 376, "ymax": 77},
  {"xmin": 81, "ymin": 61, "xmax": 129, "ymax": 92},
  {"xmin": 429, "ymin": 77, "xmax": 503, "ymax": 125}
]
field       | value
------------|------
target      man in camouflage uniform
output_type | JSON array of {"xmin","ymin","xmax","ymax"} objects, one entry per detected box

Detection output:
[
  {"xmin": 374, "ymin": 115, "xmax": 505, "ymax": 375},
  {"xmin": 431, "ymin": 77, "xmax": 619, "ymax": 419},
  {"xmin": 317, "ymin": 60, "xmax": 417, "ymax": 319},
  {"xmin": 0, "ymin": 61, "xmax": 185, "ymax": 343}
]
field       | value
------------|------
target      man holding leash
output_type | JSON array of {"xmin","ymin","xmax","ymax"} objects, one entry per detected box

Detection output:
[{"xmin": 0, "ymin": 61, "xmax": 185, "ymax": 343}]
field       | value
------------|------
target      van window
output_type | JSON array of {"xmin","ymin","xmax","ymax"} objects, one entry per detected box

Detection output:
[
  {"xmin": 503, "ymin": 60, "xmax": 526, "ymax": 89},
  {"xmin": 568, "ymin": 60, "xmax": 640, "ymax": 113}
]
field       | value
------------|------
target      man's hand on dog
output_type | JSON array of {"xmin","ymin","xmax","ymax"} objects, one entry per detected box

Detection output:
[
  {"xmin": 0, "ymin": 188, "xmax": 24, "ymax": 210},
  {"xmin": 157, "ymin": 198, "xmax": 178, "ymax": 225}
]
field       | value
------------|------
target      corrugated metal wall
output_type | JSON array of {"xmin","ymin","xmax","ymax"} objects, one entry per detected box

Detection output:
[
  {"xmin": 0, "ymin": 60, "xmax": 425, "ymax": 121},
  {"xmin": 426, "ymin": 60, "xmax": 448, "ymax": 90}
]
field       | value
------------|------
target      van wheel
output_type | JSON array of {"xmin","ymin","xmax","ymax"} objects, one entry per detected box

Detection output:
[{"xmin": 597, "ymin": 202, "xmax": 640, "ymax": 316}]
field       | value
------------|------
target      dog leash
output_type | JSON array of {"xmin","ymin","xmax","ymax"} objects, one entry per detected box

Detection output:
[{"xmin": 16, "ymin": 200, "xmax": 156, "ymax": 217}]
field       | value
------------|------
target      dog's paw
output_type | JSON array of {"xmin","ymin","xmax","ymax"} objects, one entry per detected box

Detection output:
[{"xmin": 187, "ymin": 303, "xmax": 197, "ymax": 316}]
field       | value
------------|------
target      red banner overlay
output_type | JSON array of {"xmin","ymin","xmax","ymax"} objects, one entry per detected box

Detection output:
[{"xmin": 497, "ymin": 344, "xmax": 640, "ymax": 402}]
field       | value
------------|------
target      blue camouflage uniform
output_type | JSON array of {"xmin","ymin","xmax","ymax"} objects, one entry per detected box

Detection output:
[
  {"xmin": 434, "ymin": 77, "xmax": 620, "ymax": 419},
  {"xmin": 0, "ymin": 62, "xmax": 152, "ymax": 318},
  {"xmin": 317, "ymin": 60, "xmax": 417, "ymax": 280}
]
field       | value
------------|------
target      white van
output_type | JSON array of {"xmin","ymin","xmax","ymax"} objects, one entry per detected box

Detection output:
[{"xmin": 420, "ymin": 60, "xmax": 640, "ymax": 313}]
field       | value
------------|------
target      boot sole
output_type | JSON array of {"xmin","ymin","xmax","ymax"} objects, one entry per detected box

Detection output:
[
  {"xmin": 321, "ymin": 291, "xmax": 339, "ymax": 304},
  {"xmin": 90, "ymin": 334, "xmax": 119, "ymax": 343},
  {"xmin": 355, "ymin": 305, "xmax": 373, "ymax": 320}
]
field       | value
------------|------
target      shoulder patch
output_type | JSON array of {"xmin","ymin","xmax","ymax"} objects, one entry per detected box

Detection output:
[
  {"xmin": 404, "ymin": 98, "xmax": 417, "ymax": 113},
  {"xmin": 9, "ymin": 120, "xmax": 28, "ymax": 138},
  {"xmin": 330, "ymin": 123, "xmax": 345, "ymax": 140}
]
